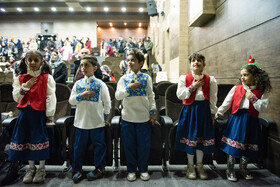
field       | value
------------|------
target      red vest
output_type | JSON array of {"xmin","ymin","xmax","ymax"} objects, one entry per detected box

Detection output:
[
  {"xmin": 182, "ymin": 74, "xmax": 210, "ymax": 105},
  {"xmin": 231, "ymin": 85, "xmax": 262, "ymax": 118},
  {"xmin": 17, "ymin": 74, "xmax": 49, "ymax": 111}
]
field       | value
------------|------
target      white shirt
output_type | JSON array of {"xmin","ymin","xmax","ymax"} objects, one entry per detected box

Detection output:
[
  {"xmin": 12, "ymin": 73, "xmax": 56, "ymax": 117},
  {"xmin": 69, "ymin": 75, "xmax": 111, "ymax": 129},
  {"xmin": 115, "ymin": 71, "xmax": 156, "ymax": 123},
  {"xmin": 176, "ymin": 73, "xmax": 218, "ymax": 114},
  {"xmin": 216, "ymin": 85, "xmax": 269, "ymax": 116}
]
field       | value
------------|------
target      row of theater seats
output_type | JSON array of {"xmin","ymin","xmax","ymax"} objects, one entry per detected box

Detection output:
[{"xmin": 0, "ymin": 81, "xmax": 275, "ymax": 178}]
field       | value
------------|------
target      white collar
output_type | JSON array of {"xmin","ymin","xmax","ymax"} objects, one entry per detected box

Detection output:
[
  {"xmin": 27, "ymin": 66, "xmax": 42, "ymax": 77},
  {"xmin": 192, "ymin": 72, "xmax": 204, "ymax": 80},
  {"xmin": 242, "ymin": 83, "xmax": 256, "ymax": 91},
  {"xmin": 86, "ymin": 75, "xmax": 96, "ymax": 83}
]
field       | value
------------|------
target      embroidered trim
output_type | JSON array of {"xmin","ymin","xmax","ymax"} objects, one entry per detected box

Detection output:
[
  {"xmin": 20, "ymin": 88, "xmax": 28, "ymax": 95},
  {"xmin": 221, "ymin": 136, "xmax": 259, "ymax": 151},
  {"xmin": 150, "ymin": 110, "xmax": 156, "ymax": 115},
  {"xmin": 188, "ymin": 84, "xmax": 196, "ymax": 93},
  {"xmin": 76, "ymin": 78, "xmax": 101, "ymax": 102},
  {"xmin": 180, "ymin": 137, "xmax": 215, "ymax": 147},
  {"xmin": 124, "ymin": 73, "xmax": 148, "ymax": 97},
  {"xmin": 249, "ymin": 94, "xmax": 258, "ymax": 104},
  {"xmin": 10, "ymin": 141, "xmax": 49, "ymax": 151}
]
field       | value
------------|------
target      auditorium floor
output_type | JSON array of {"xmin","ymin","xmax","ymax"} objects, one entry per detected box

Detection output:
[{"xmin": 8, "ymin": 162, "xmax": 280, "ymax": 187}]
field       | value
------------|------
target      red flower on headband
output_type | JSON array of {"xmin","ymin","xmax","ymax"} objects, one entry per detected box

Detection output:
[{"xmin": 248, "ymin": 56, "xmax": 255, "ymax": 64}]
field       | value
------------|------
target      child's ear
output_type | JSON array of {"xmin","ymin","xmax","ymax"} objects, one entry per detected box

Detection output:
[
  {"xmin": 139, "ymin": 61, "xmax": 144, "ymax": 67},
  {"xmin": 93, "ymin": 66, "xmax": 98, "ymax": 71}
]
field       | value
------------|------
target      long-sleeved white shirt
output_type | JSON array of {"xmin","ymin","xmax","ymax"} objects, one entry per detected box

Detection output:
[
  {"xmin": 12, "ymin": 73, "xmax": 56, "ymax": 117},
  {"xmin": 216, "ymin": 84, "xmax": 269, "ymax": 116},
  {"xmin": 115, "ymin": 71, "xmax": 156, "ymax": 123},
  {"xmin": 176, "ymin": 73, "xmax": 218, "ymax": 114},
  {"xmin": 69, "ymin": 75, "xmax": 111, "ymax": 129}
]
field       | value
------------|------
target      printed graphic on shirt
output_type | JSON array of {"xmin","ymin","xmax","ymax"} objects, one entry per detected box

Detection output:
[
  {"xmin": 124, "ymin": 73, "xmax": 148, "ymax": 97},
  {"xmin": 76, "ymin": 78, "xmax": 101, "ymax": 102}
]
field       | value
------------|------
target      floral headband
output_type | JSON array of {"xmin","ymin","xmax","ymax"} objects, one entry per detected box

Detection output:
[{"xmin": 242, "ymin": 56, "xmax": 260, "ymax": 68}]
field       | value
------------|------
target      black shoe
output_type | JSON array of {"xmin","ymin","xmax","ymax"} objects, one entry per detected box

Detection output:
[
  {"xmin": 87, "ymin": 168, "xmax": 104, "ymax": 181},
  {"xmin": 72, "ymin": 170, "xmax": 84, "ymax": 184}
]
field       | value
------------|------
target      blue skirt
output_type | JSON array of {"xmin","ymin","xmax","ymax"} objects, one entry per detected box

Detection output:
[
  {"xmin": 220, "ymin": 109, "xmax": 263, "ymax": 159},
  {"xmin": 174, "ymin": 100, "xmax": 215, "ymax": 155},
  {"xmin": 8, "ymin": 106, "xmax": 50, "ymax": 161}
]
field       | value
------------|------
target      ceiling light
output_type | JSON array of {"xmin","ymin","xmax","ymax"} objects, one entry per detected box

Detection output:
[
  {"xmin": 121, "ymin": 7, "xmax": 126, "ymax": 12},
  {"xmin": 139, "ymin": 23, "xmax": 142, "ymax": 27},
  {"xmin": 138, "ymin": 7, "xmax": 144, "ymax": 12},
  {"xmin": 16, "ymin": 7, "xmax": 22, "ymax": 12},
  {"xmin": 69, "ymin": 7, "xmax": 74, "ymax": 12},
  {"xmin": 51, "ymin": 7, "xmax": 56, "ymax": 12},
  {"xmin": 34, "ymin": 7, "xmax": 40, "ymax": 12},
  {"xmin": 86, "ymin": 7, "xmax": 91, "ymax": 11},
  {"xmin": 124, "ymin": 22, "xmax": 127, "ymax": 26},
  {"xmin": 109, "ymin": 22, "xmax": 113, "ymax": 27},
  {"xmin": 104, "ymin": 7, "xmax": 109, "ymax": 12},
  {"xmin": 0, "ymin": 8, "xmax": 6, "ymax": 12}
]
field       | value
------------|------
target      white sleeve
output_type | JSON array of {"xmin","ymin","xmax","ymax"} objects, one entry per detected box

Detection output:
[
  {"xmin": 209, "ymin": 76, "xmax": 218, "ymax": 114},
  {"xmin": 216, "ymin": 86, "xmax": 236, "ymax": 116},
  {"xmin": 12, "ymin": 76, "xmax": 25, "ymax": 103},
  {"xmin": 253, "ymin": 92, "xmax": 269, "ymax": 112},
  {"xmin": 115, "ymin": 76, "xmax": 129, "ymax": 101},
  {"xmin": 46, "ymin": 75, "xmax": 56, "ymax": 117},
  {"xmin": 68, "ymin": 82, "xmax": 80, "ymax": 106},
  {"xmin": 176, "ymin": 75, "xmax": 191, "ymax": 100},
  {"xmin": 101, "ymin": 82, "xmax": 111, "ymax": 114},
  {"xmin": 147, "ymin": 76, "xmax": 156, "ymax": 112}
]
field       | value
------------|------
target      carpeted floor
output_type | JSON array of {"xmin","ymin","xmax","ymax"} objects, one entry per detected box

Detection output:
[{"xmin": 5, "ymin": 162, "xmax": 280, "ymax": 187}]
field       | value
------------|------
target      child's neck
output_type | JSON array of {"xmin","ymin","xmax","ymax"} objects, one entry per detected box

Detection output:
[
  {"xmin": 133, "ymin": 70, "xmax": 140, "ymax": 74},
  {"xmin": 192, "ymin": 70, "xmax": 203, "ymax": 75}
]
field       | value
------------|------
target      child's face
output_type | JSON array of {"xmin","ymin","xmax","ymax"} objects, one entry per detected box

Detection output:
[
  {"xmin": 240, "ymin": 68, "xmax": 255, "ymax": 86},
  {"xmin": 80, "ymin": 59, "xmax": 97, "ymax": 77},
  {"xmin": 127, "ymin": 54, "xmax": 143, "ymax": 74},
  {"xmin": 190, "ymin": 57, "xmax": 205, "ymax": 74},
  {"xmin": 26, "ymin": 54, "xmax": 42, "ymax": 71}
]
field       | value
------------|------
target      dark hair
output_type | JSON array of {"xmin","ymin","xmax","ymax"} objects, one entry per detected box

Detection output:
[
  {"xmin": 18, "ymin": 50, "xmax": 52, "ymax": 75},
  {"xmin": 81, "ymin": 56, "xmax": 98, "ymax": 67},
  {"xmin": 188, "ymin": 53, "xmax": 205, "ymax": 64},
  {"xmin": 239, "ymin": 65, "xmax": 272, "ymax": 93},
  {"xmin": 128, "ymin": 48, "xmax": 144, "ymax": 63}
]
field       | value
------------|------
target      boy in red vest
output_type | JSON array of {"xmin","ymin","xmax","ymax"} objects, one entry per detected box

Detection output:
[
  {"xmin": 215, "ymin": 56, "xmax": 271, "ymax": 181},
  {"xmin": 9, "ymin": 50, "xmax": 57, "ymax": 183},
  {"xmin": 174, "ymin": 53, "xmax": 218, "ymax": 180}
]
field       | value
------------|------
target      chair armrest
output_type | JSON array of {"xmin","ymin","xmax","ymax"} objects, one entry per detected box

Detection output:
[
  {"xmin": 2, "ymin": 117, "xmax": 18, "ymax": 128},
  {"xmin": 111, "ymin": 116, "xmax": 121, "ymax": 128},
  {"xmin": 159, "ymin": 115, "xmax": 173, "ymax": 128},
  {"xmin": 55, "ymin": 116, "xmax": 74, "ymax": 128},
  {"xmin": 159, "ymin": 106, "xmax": 166, "ymax": 116},
  {"xmin": 259, "ymin": 117, "xmax": 276, "ymax": 128}
]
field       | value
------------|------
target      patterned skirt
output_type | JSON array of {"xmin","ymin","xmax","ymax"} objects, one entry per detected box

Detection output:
[
  {"xmin": 220, "ymin": 109, "xmax": 263, "ymax": 159},
  {"xmin": 8, "ymin": 106, "xmax": 50, "ymax": 161},
  {"xmin": 174, "ymin": 100, "xmax": 215, "ymax": 155}
]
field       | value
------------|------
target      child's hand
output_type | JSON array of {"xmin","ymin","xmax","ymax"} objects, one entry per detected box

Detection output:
[
  {"xmin": 150, "ymin": 115, "xmax": 156, "ymax": 125},
  {"xmin": 81, "ymin": 88, "xmax": 95, "ymax": 98},
  {"xmin": 192, "ymin": 79, "xmax": 204, "ymax": 89},
  {"xmin": 129, "ymin": 80, "xmax": 142, "ymax": 90},
  {"xmin": 245, "ymin": 91, "xmax": 254, "ymax": 100},
  {"xmin": 23, "ymin": 77, "xmax": 37, "ymax": 89}
]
